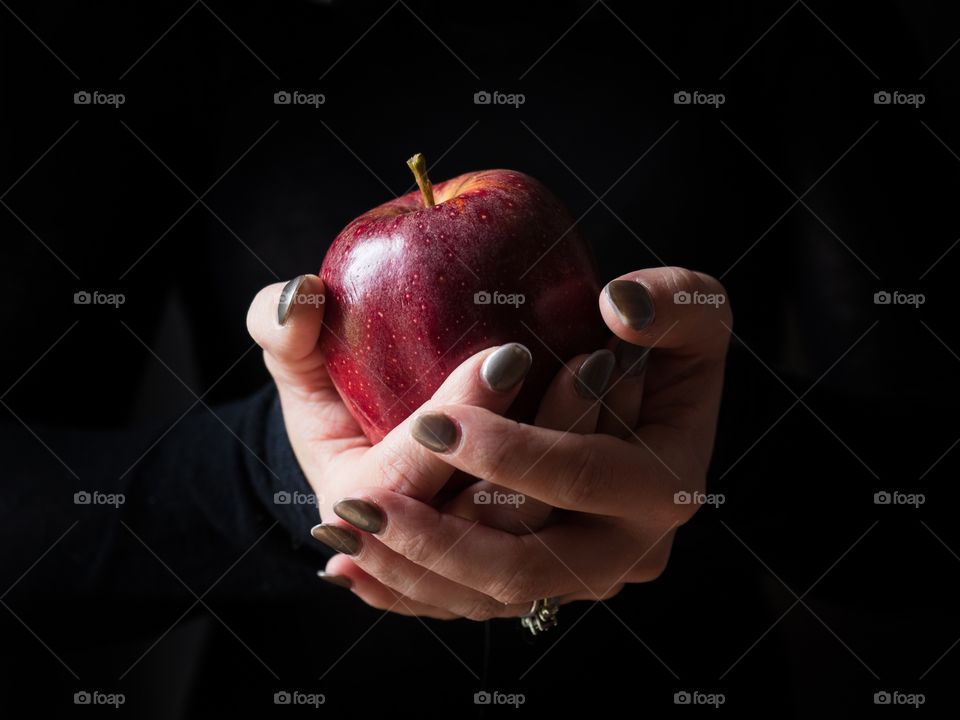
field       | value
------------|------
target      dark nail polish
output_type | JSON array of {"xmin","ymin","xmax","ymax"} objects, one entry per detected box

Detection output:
[
  {"xmin": 278, "ymin": 275, "xmax": 306, "ymax": 326},
  {"xmin": 317, "ymin": 571, "xmax": 353, "ymax": 590},
  {"xmin": 310, "ymin": 523, "xmax": 361, "ymax": 555},
  {"xmin": 614, "ymin": 340, "xmax": 650, "ymax": 377},
  {"xmin": 481, "ymin": 343, "xmax": 533, "ymax": 392},
  {"xmin": 605, "ymin": 280, "xmax": 655, "ymax": 330},
  {"xmin": 334, "ymin": 498, "xmax": 385, "ymax": 534},
  {"xmin": 411, "ymin": 412, "xmax": 459, "ymax": 452},
  {"xmin": 574, "ymin": 349, "xmax": 616, "ymax": 399}
]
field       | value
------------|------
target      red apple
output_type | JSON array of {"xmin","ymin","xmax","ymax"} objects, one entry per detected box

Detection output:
[{"xmin": 318, "ymin": 153, "xmax": 607, "ymax": 443}]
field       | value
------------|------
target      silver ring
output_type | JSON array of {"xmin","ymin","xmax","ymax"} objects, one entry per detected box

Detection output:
[{"xmin": 520, "ymin": 597, "xmax": 559, "ymax": 635}]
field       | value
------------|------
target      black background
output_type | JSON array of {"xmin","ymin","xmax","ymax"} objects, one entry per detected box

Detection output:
[{"xmin": 1, "ymin": 0, "xmax": 959, "ymax": 716}]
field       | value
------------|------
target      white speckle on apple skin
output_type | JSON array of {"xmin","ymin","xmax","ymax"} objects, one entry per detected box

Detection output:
[{"xmin": 318, "ymin": 167, "xmax": 605, "ymax": 442}]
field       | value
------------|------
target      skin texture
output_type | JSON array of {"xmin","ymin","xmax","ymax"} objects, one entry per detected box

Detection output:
[{"xmin": 318, "ymin": 169, "xmax": 608, "ymax": 444}]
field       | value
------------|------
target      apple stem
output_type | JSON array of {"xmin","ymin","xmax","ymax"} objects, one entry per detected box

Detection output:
[{"xmin": 406, "ymin": 153, "xmax": 436, "ymax": 208}]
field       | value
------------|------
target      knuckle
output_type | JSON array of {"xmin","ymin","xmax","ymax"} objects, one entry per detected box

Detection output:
[
  {"xmin": 554, "ymin": 439, "xmax": 605, "ymax": 510},
  {"xmin": 479, "ymin": 420, "xmax": 522, "ymax": 484},
  {"xmin": 663, "ymin": 266, "xmax": 701, "ymax": 295},
  {"xmin": 665, "ymin": 265, "xmax": 723, "ymax": 299},
  {"xmin": 392, "ymin": 525, "xmax": 433, "ymax": 566},
  {"xmin": 359, "ymin": 552, "xmax": 407, "ymax": 592},
  {"xmin": 375, "ymin": 444, "xmax": 430, "ymax": 498},
  {"xmin": 487, "ymin": 552, "xmax": 541, "ymax": 606}
]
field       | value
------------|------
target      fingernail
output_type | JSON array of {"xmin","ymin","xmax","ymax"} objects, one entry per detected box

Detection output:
[
  {"xmin": 310, "ymin": 523, "xmax": 361, "ymax": 555},
  {"xmin": 278, "ymin": 275, "xmax": 307, "ymax": 326},
  {"xmin": 411, "ymin": 412, "xmax": 459, "ymax": 453},
  {"xmin": 614, "ymin": 340, "xmax": 650, "ymax": 377},
  {"xmin": 605, "ymin": 280, "xmax": 655, "ymax": 330},
  {"xmin": 334, "ymin": 498, "xmax": 386, "ymax": 534},
  {"xmin": 317, "ymin": 571, "xmax": 353, "ymax": 590},
  {"xmin": 481, "ymin": 343, "xmax": 533, "ymax": 392},
  {"xmin": 574, "ymin": 349, "xmax": 616, "ymax": 399}
]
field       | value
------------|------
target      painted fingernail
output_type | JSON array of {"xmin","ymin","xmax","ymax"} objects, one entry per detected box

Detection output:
[
  {"xmin": 411, "ymin": 412, "xmax": 459, "ymax": 452},
  {"xmin": 278, "ymin": 275, "xmax": 307, "ymax": 326},
  {"xmin": 574, "ymin": 349, "xmax": 616, "ymax": 399},
  {"xmin": 310, "ymin": 523, "xmax": 361, "ymax": 555},
  {"xmin": 481, "ymin": 343, "xmax": 532, "ymax": 392},
  {"xmin": 317, "ymin": 571, "xmax": 353, "ymax": 590},
  {"xmin": 605, "ymin": 280, "xmax": 655, "ymax": 330},
  {"xmin": 334, "ymin": 498, "xmax": 386, "ymax": 534},
  {"xmin": 614, "ymin": 340, "xmax": 650, "ymax": 377}
]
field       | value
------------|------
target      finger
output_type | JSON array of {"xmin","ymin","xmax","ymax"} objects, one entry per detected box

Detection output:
[
  {"xmin": 322, "ymin": 556, "xmax": 459, "ymax": 620},
  {"xmin": 534, "ymin": 349, "xmax": 614, "ymax": 433},
  {"xmin": 442, "ymin": 348, "xmax": 614, "ymax": 531},
  {"xmin": 596, "ymin": 339, "xmax": 648, "ymax": 438},
  {"xmin": 602, "ymin": 269, "xmax": 729, "ymax": 441},
  {"xmin": 409, "ymin": 404, "xmax": 691, "ymax": 519},
  {"xmin": 247, "ymin": 275, "xmax": 328, "ymax": 384},
  {"xmin": 600, "ymin": 267, "xmax": 731, "ymax": 357},
  {"xmin": 361, "ymin": 343, "xmax": 533, "ymax": 502},
  {"xmin": 247, "ymin": 275, "xmax": 362, "ymax": 457},
  {"xmin": 439, "ymin": 477, "xmax": 546, "ymax": 535},
  {"xmin": 332, "ymin": 490, "xmax": 671, "ymax": 605},
  {"xmin": 317, "ymin": 516, "xmax": 531, "ymax": 621}
]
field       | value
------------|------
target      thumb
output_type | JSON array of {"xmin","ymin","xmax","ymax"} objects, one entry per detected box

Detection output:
[
  {"xmin": 247, "ymin": 275, "xmax": 360, "ymax": 454},
  {"xmin": 359, "ymin": 343, "xmax": 533, "ymax": 503},
  {"xmin": 247, "ymin": 274, "xmax": 328, "ymax": 392},
  {"xmin": 600, "ymin": 267, "xmax": 732, "ymax": 358}
]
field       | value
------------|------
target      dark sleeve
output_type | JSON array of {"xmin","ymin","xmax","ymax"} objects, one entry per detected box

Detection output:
[{"xmin": 2, "ymin": 382, "xmax": 333, "ymax": 604}]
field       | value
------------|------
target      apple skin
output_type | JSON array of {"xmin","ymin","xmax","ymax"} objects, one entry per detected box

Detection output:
[{"xmin": 318, "ymin": 168, "xmax": 607, "ymax": 444}]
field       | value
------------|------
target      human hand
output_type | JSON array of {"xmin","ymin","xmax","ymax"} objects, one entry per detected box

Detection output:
[
  {"xmin": 247, "ymin": 274, "xmax": 631, "ymax": 616},
  {"xmin": 321, "ymin": 267, "xmax": 731, "ymax": 620}
]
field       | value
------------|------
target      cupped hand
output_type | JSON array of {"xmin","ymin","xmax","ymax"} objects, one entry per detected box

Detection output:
[
  {"xmin": 246, "ymin": 274, "xmax": 626, "ymax": 618},
  {"xmin": 320, "ymin": 267, "xmax": 731, "ymax": 619}
]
